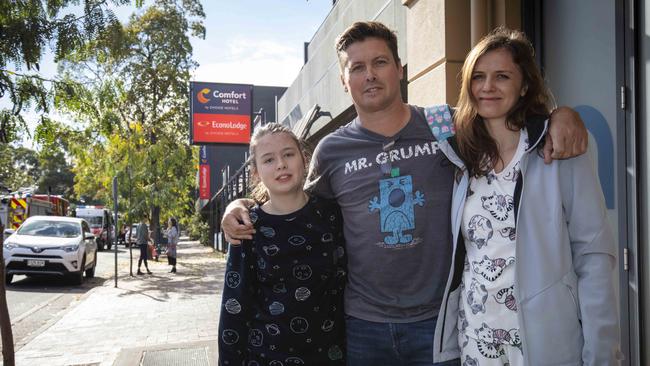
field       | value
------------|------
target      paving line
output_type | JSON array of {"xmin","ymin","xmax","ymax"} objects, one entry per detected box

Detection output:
[{"xmin": 11, "ymin": 293, "xmax": 66, "ymax": 326}]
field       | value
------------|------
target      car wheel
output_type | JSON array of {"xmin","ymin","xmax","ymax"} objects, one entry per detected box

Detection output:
[
  {"xmin": 97, "ymin": 239, "xmax": 104, "ymax": 251},
  {"xmin": 85, "ymin": 253, "xmax": 96, "ymax": 278},
  {"xmin": 72, "ymin": 256, "xmax": 86, "ymax": 285},
  {"xmin": 5, "ymin": 274, "xmax": 13, "ymax": 285}
]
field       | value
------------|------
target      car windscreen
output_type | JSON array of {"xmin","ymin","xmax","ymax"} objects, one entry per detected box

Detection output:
[
  {"xmin": 77, "ymin": 216, "xmax": 103, "ymax": 227},
  {"xmin": 17, "ymin": 220, "xmax": 81, "ymax": 238}
]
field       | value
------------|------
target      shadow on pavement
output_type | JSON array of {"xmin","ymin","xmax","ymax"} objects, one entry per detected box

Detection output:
[
  {"xmin": 113, "ymin": 254, "xmax": 226, "ymax": 302},
  {"xmin": 6, "ymin": 274, "xmax": 109, "ymax": 293}
]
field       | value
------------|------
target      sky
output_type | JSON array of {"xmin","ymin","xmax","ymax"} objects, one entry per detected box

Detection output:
[
  {"xmin": 9, "ymin": 0, "xmax": 335, "ymax": 147},
  {"xmin": 190, "ymin": 0, "xmax": 334, "ymax": 86}
]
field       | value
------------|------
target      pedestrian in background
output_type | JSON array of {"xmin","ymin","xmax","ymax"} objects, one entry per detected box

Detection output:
[
  {"xmin": 136, "ymin": 216, "xmax": 152, "ymax": 275},
  {"xmin": 166, "ymin": 217, "xmax": 179, "ymax": 273}
]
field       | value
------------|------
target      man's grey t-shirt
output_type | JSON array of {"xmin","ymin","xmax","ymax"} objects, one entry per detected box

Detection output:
[{"xmin": 306, "ymin": 105, "xmax": 455, "ymax": 323}]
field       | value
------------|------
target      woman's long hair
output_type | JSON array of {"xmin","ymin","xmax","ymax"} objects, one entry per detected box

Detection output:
[{"xmin": 455, "ymin": 27, "xmax": 554, "ymax": 177}]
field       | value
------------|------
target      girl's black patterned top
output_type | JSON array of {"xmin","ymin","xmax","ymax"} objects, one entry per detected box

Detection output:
[{"xmin": 218, "ymin": 196, "xmax": 347, "ymax": 366}]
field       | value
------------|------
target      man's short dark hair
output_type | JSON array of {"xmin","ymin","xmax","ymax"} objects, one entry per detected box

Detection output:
[{"xmin": 335, "ymin": 21, "xmax": 400, "ymax": 66}]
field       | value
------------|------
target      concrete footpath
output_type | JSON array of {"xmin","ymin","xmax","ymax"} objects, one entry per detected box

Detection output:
[{"xmin": 7, "ymin": 238, "xmax": 227, "ymax": 366}]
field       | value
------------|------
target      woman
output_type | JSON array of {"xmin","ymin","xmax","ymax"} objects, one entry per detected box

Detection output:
[
  {"xmin": 166, "ymin": 217, "xmax": 179, "ymax": 273},
  {"xmin": 445, "ymin": 27, "xmax": 621, "ymax": 365},
  {"xmin": 136, "ymin": 217, "xmax": 152, "ymax": 275}
]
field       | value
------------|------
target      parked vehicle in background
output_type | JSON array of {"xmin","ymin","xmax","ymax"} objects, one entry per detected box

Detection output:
[
  {"xmin": 125, "ymin": 224, "xmax": 138, "ymax": 247},
  {"xmin": 0, "ymin": 195, "xmax": 53, "ymax": 230},
  {"xmin": 75, "ymin": 206, "xmax": 114, "ymax": 250},
  {"xmin": 2, "ymin": 216, "xmax": 98, "ymax": 285}
]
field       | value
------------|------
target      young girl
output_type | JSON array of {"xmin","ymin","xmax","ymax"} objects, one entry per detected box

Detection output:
[
  {"xmin": 218, "ymin": 123, "xmax": 347, "ymax": 366},
  {"xmin": 450, "ymin": 27, "xmax": 621, "ymax": 365}
]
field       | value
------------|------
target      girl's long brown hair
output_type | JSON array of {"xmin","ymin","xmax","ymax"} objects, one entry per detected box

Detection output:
[{"xmin": 455, "ymin": 26, "xmax": 554, "ymax": 177}]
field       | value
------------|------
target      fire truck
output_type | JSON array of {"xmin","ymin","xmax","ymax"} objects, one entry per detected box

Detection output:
[
  {"xmin": 33, "ymin": 195, "xmax": 70, "ymax": 217},
  {"xmin": 75, "ymin": 206, "xmax": 114, "ymax": 250},
  {"xmin": 0, "ymin": 195, "xmax": 53, "ymax": 231}
]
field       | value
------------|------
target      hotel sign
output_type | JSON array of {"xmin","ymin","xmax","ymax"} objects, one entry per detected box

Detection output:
[{"xmin": 190, "ymin": 82, "xmax": 253, "ymax": 144}]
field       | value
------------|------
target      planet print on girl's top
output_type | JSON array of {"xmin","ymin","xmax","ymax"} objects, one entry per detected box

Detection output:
[
  {"xmin": 321, "ymin": 319, "xmax": 335, "ymax": 332},
  {"xmin": 225, "ymin": 271, "xmax": 241, "ymax": 288},
  {"xmin": 221, "ymin": 329, "xmax": 239, "ymax": 345},
  {"xmin": 248, "ymin": 328, "xmax": 264, "ymax": 347},
  {"xmin": 293, "ymin": 264, "xmax": 312, "ymax": 280},
  {"xmin": 295, "ymin": 287, "xmax": 311, "ymax": 301},
  {"xmin": 284, "ymin": 357, "xmax": 305, "ymax": 365},
  {"xmin": 265, "ymin": 323, "xmax": 281, "ymax": 336},
  {"xmin": 290, "ymin": 317, "xmax": 309, "ymax": 333},
  {"xmin": 224, "ymin": 298, "xmax": 241, "ymax": 314},
  {"xmin": 288, "ymin": 235, "xmax": 306, "ymax": 246},
  {"xmin": 259, "ymin": 226, "xmax": 276, "ymax": 238},
  {"xmin": 263, "ymin": 244, "xmax": 280, "ymax": 256},
  {"xmin": 269, "ymin": 301, "xmax": 285, "ymax": 315}
]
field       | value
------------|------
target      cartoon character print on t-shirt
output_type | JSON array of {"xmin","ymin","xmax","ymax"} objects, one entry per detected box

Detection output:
[
  {"xmin": 472, "ymin": 255, "xmax": 515, "ymax": 282},
  {"xmin": 494, "ymin": 285, "xmax": 518, "ymax": 312},
  {"xmin": 467, "ymin": 214, "xmax": 493, "ymax": 249},
  {"xmin": 481, "ymin": 191, "xmax": 514, "ymax": 221},
  {"xmin": 467, "ymin": 278, "xmax": 488, "ymax": 315},
  {"xmin": 462, "ymin": 355, "xmax": 479, "ymax": 366},
  {"xmin": 475, "ymin": 322, "xmax": 522, "ymax": 351},
  {"xmin": 498, "ymin": 226, "xmax": 516, "ymax": 241},
  {"xmin": 368, "ymin": 174, "xmax": 424, "ymax": 247}
]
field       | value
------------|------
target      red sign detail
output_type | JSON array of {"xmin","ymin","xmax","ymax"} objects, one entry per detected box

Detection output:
[
  {"xmin": 192, "ymin": 113, "xmax": 251, "ymax": 144},
  {"xmin": 199, "ymin": 165, "xmax": 210, "ymax": 199}
]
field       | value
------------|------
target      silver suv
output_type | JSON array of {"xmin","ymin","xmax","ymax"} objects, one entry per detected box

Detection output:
[{"xmin": 3, "ymin": 216, "xmax": 98, "ymax": 285}]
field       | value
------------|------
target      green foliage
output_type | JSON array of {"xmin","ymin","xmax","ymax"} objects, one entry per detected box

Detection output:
[
  {"xmin": 184, "ymin": 210, "xmax": 209, "ymax": 246},
  {"xmin": 55, "ymin": 0, "xmax": 205, "ymax": 228},
  {"xmin": 0, "ymin": 0, "xmax": 136, "ymax": 143},
  {"xmin": 0, "ymin": 145, "xmax": 39, "ymax": 190},
  {"xmin": 0, "ymin": 138, "xmax": 73, "ymax": 197}
]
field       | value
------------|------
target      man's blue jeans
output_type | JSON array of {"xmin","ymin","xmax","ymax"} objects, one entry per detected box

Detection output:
[{"xmin": 346, "ymin": 315, "xmax": 461, "ymax": 366}]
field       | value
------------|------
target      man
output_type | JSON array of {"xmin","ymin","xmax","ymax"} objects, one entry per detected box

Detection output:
[
  {"xmin": 136, "ymin": 216, "xmax": 152, "ymax": 275},
  {"xmin": 222, "ymin": 21, "xmax": 587, "ymax": 365}
]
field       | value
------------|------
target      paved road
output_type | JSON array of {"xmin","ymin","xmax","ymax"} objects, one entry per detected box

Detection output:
[{"xmin": 2, "ymin": 244, "xmax": 142, "ymax": 352}]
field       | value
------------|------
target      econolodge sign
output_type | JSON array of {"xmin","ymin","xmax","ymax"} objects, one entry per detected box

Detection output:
[{"xmin": 190, "ymin": 81, "xmax": 253, "ymax": 144}]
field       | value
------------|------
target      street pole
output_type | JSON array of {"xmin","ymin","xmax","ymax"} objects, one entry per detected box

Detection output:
[
  {"xmin": 128, "ymin": 167, "xmax": 133, "ymax": 276},
  {"xmin": 113, "ymin": 177, "xmax": 118, "ymax": 288},
  {"xmin": 0, "ymin": 224, "xmax": 15, "ymax": 365}
]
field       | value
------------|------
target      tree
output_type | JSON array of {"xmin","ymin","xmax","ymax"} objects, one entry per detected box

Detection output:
[
  {"xmin": 1, "ymin": 3, "xmax": 140, "ymax": 362},
  {"xmin": 0, "ymin": 145, "xmax": 40, "ymax": 191},
  {"xmin": 56, "ymin": 0, "xmax": 204, "ymax": 238},
  {"xmin": 0, "ymin": 0, "xmax": 142, "ymax": 143}
]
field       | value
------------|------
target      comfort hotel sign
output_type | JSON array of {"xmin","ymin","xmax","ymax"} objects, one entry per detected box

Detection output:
[{"xmin": 189, "ymin": 81, "xmax": 253, "ymax": 144}]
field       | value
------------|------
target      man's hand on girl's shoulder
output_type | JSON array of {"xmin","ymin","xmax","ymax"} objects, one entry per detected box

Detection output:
[{"xmin": 222, "ymin": 198, "xmax": 256, "ymax": 245}]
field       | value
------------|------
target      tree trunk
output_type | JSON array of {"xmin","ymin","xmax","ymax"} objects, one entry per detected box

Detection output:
[
  {"xmin": 0, "ymin": 224, "xmax": 16, "ymax": 365},
  {"xmin": 151, "ymin": 205, "xmax": 161, "ymax": 245},
  {"xmin": 148, "ymin": 129, "xmax": 161, "ymax": 247}
]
